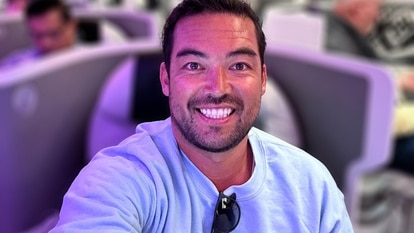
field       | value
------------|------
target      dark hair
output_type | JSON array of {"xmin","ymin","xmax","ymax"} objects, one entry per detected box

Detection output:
[
  {"xmin": 25, "ymin": 0, "xmax": 72, "ymax": 22},
  {"xmin": 162, "ymin": 0, "xmax": 266, "ymax": 73}
]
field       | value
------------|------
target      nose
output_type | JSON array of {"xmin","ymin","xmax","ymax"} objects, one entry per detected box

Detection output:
[
  {"xmin": 205, "ymin": 67, "xmax": 231, "ymax": 95},
  {"xmin": 37, "ymin": 37, "xmax": 55, "ymax": 54}
]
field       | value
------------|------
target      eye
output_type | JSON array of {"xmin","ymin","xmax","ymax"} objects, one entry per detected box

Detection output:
[
  {"xmin": 230, "ymin": 63, "xmax": 250, "ymax": 71},
  {"xmin": 185, "ymin": 62, "xmax": 202, "ymax": 70}
]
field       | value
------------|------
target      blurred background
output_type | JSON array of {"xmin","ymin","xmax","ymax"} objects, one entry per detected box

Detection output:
[{"xmin": 0, "ymin": 0, "xmax": 414, "ymax": 232}]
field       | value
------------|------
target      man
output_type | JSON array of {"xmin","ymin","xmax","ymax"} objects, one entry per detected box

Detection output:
[
  {"xmin": 50, "ymin": 0, "xmax": 353, "ymax": 232},
  {"xmin": 325, "ymin": 0, "xmax": 381, "ymax": 59},
  {"xmin": 0, "ymin": 0, "xmax": 77, "ymax": 68},
  {"xmin": 325, "ymin": 0, "xmax": 414, "ymax": 175}
]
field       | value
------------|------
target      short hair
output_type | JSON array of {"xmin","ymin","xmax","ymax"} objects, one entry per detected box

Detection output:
[
  {"xmin": 25, "ymin": 0, "xmax": 72, "ymax": 22},
  {"xmin": 162, "ymin": 0, "xmax": 266, "ymax": 73}
]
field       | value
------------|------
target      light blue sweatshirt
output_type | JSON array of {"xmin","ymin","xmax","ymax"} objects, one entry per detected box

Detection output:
[{"xmin": 50, "ymin": 118, "xmax": 353, "ymax": 232}]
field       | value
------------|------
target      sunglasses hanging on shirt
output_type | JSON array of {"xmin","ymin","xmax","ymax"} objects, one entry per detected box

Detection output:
[{"xmin": 211, "ymin": 192, "xmax": 241, "ymax": 233}]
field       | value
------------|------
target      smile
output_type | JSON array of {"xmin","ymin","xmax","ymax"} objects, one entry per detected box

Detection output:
[{"xmin": 199, "ymin": 108, "xmax": 233, "ymax": 119}]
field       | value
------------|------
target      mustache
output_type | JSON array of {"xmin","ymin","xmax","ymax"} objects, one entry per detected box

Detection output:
[{"xmin": 188, "ymin": 94, "xmax": 243, "ymax": 108}]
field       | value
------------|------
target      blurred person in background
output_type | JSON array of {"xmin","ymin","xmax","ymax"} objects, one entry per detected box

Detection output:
[
  {"xmin": 0, "ymin": 0, "xmax": 77, "ymax": 69},
  {"xmin": 325, "ymin": 0, "xmax": 381, "ymax": 59},
  {"xmin": 325, "ymin": 0, "xmax": 414, "ymax": 175}
]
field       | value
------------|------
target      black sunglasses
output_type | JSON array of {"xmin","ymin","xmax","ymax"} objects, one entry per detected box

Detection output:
[{"xmin": 211, "ymin": 192, "xmax": 241, "ymax": 233}]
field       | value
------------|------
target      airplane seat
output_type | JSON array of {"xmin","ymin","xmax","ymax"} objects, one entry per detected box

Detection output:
[
  {"xmin": 262, "ymin": 5, "xmax": 326, "ymax": 52},
  {"xmin": 87, "ymin": 50, "xmax": 169, "ymax": 161},
  {"xmin": 0, "ymin": 41, "xmax": 160, "ymax": 233},
  {"xmin": 265, "ymin": 44, "xmax": 395, "ymax": 230}
]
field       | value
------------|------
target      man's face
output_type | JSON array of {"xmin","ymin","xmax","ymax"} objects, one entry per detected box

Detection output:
[
  {"xmin": 28, "ymin": 9, "xmax": 76, "ymax": 55},
  {"xmin": 160, "ymin": 13, "xmax": 267, "ymax": 153}
]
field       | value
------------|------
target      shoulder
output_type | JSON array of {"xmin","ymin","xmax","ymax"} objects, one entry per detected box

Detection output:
[
  {"xmin": 61, "ymin": 120, "xmax": 176, "ymax": 216},
  {"xmin": 53, "ymin": 119, "xmax": 177, "ymax": 231},
  {"xmin": 249, "ymin": 127, "xmax": 336, "ymax": 183},
  {"xmin": 0, "ymin": 48, "xmax": 40, "ymax": 69},
  {"xmin": 249, "ymin": 127, "xmax": 314, "ymax": 163},
  {"xmin": 84, "ymin": 118, "xmax": 177, "ymax": 183},
  {"xmin": 92, "ymin": 118, "xmax": 174, "ymax": 162},
  {"xmin": 324, "ymin": 13, "xmax": 351, "ymax": 41}
]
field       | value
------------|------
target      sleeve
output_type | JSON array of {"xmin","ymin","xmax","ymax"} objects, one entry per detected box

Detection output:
[
  {"xmin": 394, "ymin": 102, "xmax": 414, "ymax": 137},
  {"xmin": 49, "ymin": 152, "xmax": 155, "ymax": 233},
  {"xmin": 381, "ymin": 65, "xmax": 414, "ymax": 137},
  {"xmin": 304, "ymin": 157, "xmax": 354, "ymax": 233},
  {"xmin": 319, "ymin": 176, "xmax": 354, "ymax": 233},
  {"xmin": 0, "ymin": 49, "xmax": 38, "ymax": 70}
]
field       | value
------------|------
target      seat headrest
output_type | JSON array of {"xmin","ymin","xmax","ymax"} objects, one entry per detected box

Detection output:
[{"xmin": 131, "ymin": 52, "xmax": 170, "ymax": 122}]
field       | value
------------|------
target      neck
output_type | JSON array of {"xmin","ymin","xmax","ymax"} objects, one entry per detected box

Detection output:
[{"xmin": 177, "ymin": 134, "xmax": 254, "ymax": 192}]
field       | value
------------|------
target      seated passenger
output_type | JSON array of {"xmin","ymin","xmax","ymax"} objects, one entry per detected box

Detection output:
[
  {"xmin": 0, "ymin": 0, "xmax": 77, "ymax": 69},
  {"xmin": 325, "ymin": 0, "xmax": 380, "ymax": 59},
  {"xmin": 325, "ymin": 0, "xmax": 414, "ymax": 175}
]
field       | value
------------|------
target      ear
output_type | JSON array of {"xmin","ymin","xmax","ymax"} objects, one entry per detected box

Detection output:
[
  {"xmin": 66, "ymin": 19, "xmax": 78, "ymax": 37},
  {"xmin": 69, "ymin": 19, "xmax": 77, "ymax": 30},
  {"xmin": 160, "ymin": 62, "xmax": 170, "ymax": 96},
  {"xmin": 261, "ymin": 64, "xmax": 267, "ymax": 96}
]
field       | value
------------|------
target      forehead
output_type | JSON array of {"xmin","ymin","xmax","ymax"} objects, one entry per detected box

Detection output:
[
  {"xmin": 172, "ymin": 13, "xmax": 258, "ymax": 54},
  {"xmin": 28, "ymin": 9, "xmax": 64, "ymax": 26}
]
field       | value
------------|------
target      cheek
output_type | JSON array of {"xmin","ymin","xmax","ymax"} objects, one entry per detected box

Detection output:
[
  {"xmin": 169, "ymin": 79, "xmax": 192, "ymax": 103},
  {"xmin": 61, "ymin": 30, "xmax": 71, "ymax": 44},
  {"xmin": 239, "ymin": 83, "xmax": 263, "ymax": 105},
  {"xmin": 245, "ymin": 77, "xmax": 264, "ymax": 93}
]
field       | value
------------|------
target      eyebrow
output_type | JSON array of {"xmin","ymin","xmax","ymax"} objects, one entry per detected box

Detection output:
[
  {"xmin": 176, "ymin": 49, "xmax": 208, "ymax": 59},
  {"xmin": 226, "ymin": 47, "xmax": 258, "ymax": 58}
]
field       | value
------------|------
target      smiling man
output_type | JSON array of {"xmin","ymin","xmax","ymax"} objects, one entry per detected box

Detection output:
[
  {"xmin": 50, "ymin": 0, "xmax": 353, "ymax": 232},
  {"xmin": 159, "ymin": 12, "xmax": 265, "ymax": 192}
]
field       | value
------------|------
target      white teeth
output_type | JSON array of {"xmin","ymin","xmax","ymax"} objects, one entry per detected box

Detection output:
[{"xmin": 200, "ymin": 108, "xmax": 232, "ymax": 119}]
